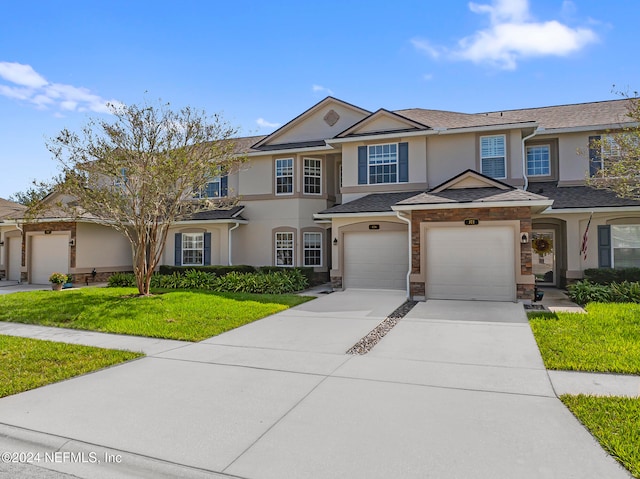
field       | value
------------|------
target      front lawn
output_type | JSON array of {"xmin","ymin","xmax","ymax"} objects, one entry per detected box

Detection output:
[
  {"xmin": 0, "ymin": 335, "xmax": 142, "ymax": 398},
  {"xmin": 529, "ymin": 303, "xmax": 640, "ymax": 374},
  {"xmin": 561, "ymin": 395, "xmax": 640, "ymax": 478},
  {"xmin": 0, "ymin": 288, "xmax": 314, "ymax": 341}
]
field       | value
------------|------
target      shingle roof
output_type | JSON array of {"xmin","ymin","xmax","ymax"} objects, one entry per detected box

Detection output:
[
  {"xmin": 0, "ymin": 198, "xmax": 27, "ymax": 220},
  {"xmin": 187, "ymin": 205, "xmax": 245, "ymax": 221},
  {"xmin": 395, "ymin": 109, "xmax": 533, "ymax": 129},
  {"xmin": 318, "ymin": 191, "xmax": 424, "ymax": 215},
  {"xmin": 529, "ymin": 182, "xmax": 640, "ymax": 209},
  {"xmin": 481, "ymin": 99, "xmax": 634, "ymax": 130},
  {"xmin": 397, "ymin": 188, "xmax": 548, "ymax": 205}
]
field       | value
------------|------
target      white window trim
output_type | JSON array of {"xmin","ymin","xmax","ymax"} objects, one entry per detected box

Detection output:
[
  {"xmin": 303, "ymin": 232, "xmax": 323, "ymax": 267},
  {"xmin": 182, "ymin": 232, "xmax": 204, "ymax": 266},
  {"xmin": 275, "ymin": 231, "xmax": 295, "ymax": 267},
  {"xmin": 480, "ymin": 134, "xmax": 507, "ymax": 179},
  {"xmin": 275, "ymin": 158, "xmax": 294, "ymax": 196},
  {"xmin": 367, "ymin": 142, "xmax": 399, "ymax": 185},
  {"xmin": 610, "ymin": 224, "xmax": 640, "ymax": 268},
  {"xmin": 601, "ymin": 134, "xmax": 622, "ymax": 159},
  {"xmin": 526, "ymin": 144, "xmax": 551, "ymax": 177},
  {"xmin": 194, "ymin": 176, "xmax": 222, "ymax": 199},
  {"xmin": 303, "ymin": 158, "xmax": 322, "ymax": 195}
]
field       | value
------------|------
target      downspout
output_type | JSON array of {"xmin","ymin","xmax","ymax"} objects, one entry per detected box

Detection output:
[
  {"xmin": 521, "ymin": 127, "xmax": 542, "ymax": 191},
  {"xmin": 228, "ymin": 222, "xmax": 240, "ymax": 266},
  {"xmin": 396, "ymin": 211, "xmax": 412, "ymax": 300}
]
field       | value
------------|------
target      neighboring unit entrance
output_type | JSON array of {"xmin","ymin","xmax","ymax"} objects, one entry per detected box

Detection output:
[
  {"xmin": 30, "ymin": 235, "xmax": 69, "ymax": 284},
  {"xmin": 7, "ymin": 236, "xmax": 22, "ymax": 281},
  {"xmin": 426, "ymin": 225, "xmax": 516, "ymax": 301},
  {"xmin": 343, "ymin": 230, "xmax": 408, "ymax": 290}
]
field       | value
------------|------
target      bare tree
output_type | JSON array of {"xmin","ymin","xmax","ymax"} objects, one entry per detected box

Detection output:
[
  {"xmin": 46, "ymin": 101, "xmax": 244, "ymax": 295},
  {"xmin": 588, "ymin": 92, "xmax": 640, "ymax": 200}
]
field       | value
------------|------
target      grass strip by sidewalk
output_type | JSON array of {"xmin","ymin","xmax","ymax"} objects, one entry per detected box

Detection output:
[
  {"xmin": 0, "ymin": 288, "xmax": 313, "ymax": 341},
  {"xmin": 562, "ymin": 395, "xmax": 640, "ymax": 479},
  {"xmin": 529, "ymin": 303, "xmax": 640, "ymax": 374},
  {"xmin": 0, "ymin": 335, "xmax": 142, "ymax": 398}
]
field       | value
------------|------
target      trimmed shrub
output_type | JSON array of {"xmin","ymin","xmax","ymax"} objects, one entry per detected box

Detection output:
[
  {"xmin": 211, "ymin": 270, "xmax": 308, "ymax": 294},
  {"xmin": 584, "ymin": 268, "xmax": 640, "ymax": 285},
  {"xmin": 158, "ymin": 265, "xmax": 256, "ymax": 276},
  {"xmin": 257, "ymin": 266, "xmax": 318, "ymax": 286}
]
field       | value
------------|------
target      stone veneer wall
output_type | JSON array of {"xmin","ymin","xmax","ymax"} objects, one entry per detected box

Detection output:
[{"xmin": 410, "ymin": 207, "xmax": 533, "ymax": 301}]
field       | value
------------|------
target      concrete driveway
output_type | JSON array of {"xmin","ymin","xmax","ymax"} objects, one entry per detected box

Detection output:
[{"xmin": 0, "ymin": 292, "xmax": 631, "ymax": 478}]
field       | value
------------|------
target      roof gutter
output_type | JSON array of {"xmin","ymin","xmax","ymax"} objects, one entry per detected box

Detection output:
[
  {"xmin": 392, "ymin": 200, "xmax": 554, "ymax": 212},
  {"xmin": 395, "ymin": 211, "xmax": 412, "ymax": 300},
  {"xmin": 313, "ymin": 211, "xmax": 399, "ymax": 220},
  {"xmin": 326, "ymin": 122, "xmax": 538, "ymax": 145},
  {"xmin": 536, "ymin": 122, "xmax": 639, "ymax": 135}
]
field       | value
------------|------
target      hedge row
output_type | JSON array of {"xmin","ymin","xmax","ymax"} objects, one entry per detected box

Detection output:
[
  {"xmin": 158, "ymin": 265, "xmax": 321, "ymax": 286},
  {"xmin": 568, "ymin": 280, "xmax": 640, "ymax": 305},
  {"xmin": 583, "ymin": 268, "xmax": 640, "ymax": 285},
  {"xmin": 108, "ymin": 269, "xmax": 308, "ymax": 295}
]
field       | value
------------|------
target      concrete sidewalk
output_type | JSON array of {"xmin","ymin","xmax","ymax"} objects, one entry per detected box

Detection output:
[{"xmin": 0, "ymin": 292, "xmax": 633, "ymax": 478}]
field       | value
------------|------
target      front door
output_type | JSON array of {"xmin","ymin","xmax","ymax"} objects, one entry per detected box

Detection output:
[{"xmin": 532, "ymin": 230, "xmax": 555, "ymax": 286}]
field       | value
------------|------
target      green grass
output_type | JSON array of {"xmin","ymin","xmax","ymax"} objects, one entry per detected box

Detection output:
[
  {"xmin": 0, "ymin": 287, "xmax": 314, "ymax": 341},
  {"xmin": 562, "ymin": 395, "xmax": 640, "ymax": 478},
  {"xmin": 0, "ymin": 335, "xmax": 142, "ymax": 398},
  {"xmin": 529, "ymin": 303, "xmax": 640, "ymax": 374}
]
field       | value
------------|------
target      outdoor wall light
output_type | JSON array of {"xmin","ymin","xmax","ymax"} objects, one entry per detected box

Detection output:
[
  {"xmin": 0, "ymin": 241, "xmax": 4, "ymax": 246},
  {"xmin": 333, "ymin": 238, "xmax": 338, "ymax": 245},
  {"xmin": 69, "ymin": 238, "xmax": 76, "ymax": 246}
]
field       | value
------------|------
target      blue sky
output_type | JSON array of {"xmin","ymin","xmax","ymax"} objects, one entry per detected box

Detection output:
[{"xmin": 1, "ymin": 0, "xmax": 638, "ymax": 197}]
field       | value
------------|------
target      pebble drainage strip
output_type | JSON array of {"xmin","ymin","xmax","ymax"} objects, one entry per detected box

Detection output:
[{"xmin": 346, "ymin": 300, "xmax": 417, "ymax": 355}]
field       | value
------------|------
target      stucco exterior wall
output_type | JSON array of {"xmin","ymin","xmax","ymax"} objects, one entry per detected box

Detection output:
[
  {"xmin": 555, "ymin": 132, "xmax": 591, "ymax": 183},
  {"xmin": 75, "ymin": 223, "xmax": 132, "ymax": 272},
  {"xmin": 426, "ymin": 133, "xmax": 476, "ymax": 187},
  {"xmin": 163, "ymin": 223, "xmax": 231, "ymax": 266},
  {"xmin": 271, "ymin": 104, "xmax": 367, "ymax": 144},
  {"xmin": 232, "ymin": 199, "xmax": 330, "ymax": 268}
]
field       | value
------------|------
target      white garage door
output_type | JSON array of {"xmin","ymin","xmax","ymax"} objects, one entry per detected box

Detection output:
[
  {"xmin": 8, "ymin": 236, "xmax": 22, "ymax": 281},
  {"xmin": 426, "ymin": 226, "xmax": 515, "ymax": 301},
  {"xmin": 31, "ymin": 235, "xmax": 69, "ymax": 284},
  {"xmin": 344, "ymin": 230, "xmax": 408, "ymax": 290}
]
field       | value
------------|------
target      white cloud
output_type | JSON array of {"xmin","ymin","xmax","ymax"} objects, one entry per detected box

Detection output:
[
  {"xmin": 312, "ymin": 84, "xmax": 334, "ymax": 96},
  {"xmin": 0, "ymin": 61, "xmax": 120, "ymax": 114},
  {"xmin": 0, "ymin": 62, "xmax": 47, "ymax": 88},
  {"xmin": 256, "ymin": 118, "xmax": 281, "ymax": 129},
  {"xmin": 422, "ymin": 73, "xmax": 434, "ymax": 81},
  {"xmin": 413, "ymin": 0, "xmax": 597, "ymax": 70}
]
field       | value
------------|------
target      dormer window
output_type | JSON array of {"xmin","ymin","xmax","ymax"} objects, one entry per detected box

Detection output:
[{"xmin": 480, "ymin": 135, "xmax": 506, "ymax": 179}]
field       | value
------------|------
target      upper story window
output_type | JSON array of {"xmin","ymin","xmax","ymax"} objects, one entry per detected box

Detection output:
[
  {"xmin": 368, "ymin": 143, "xmax": 398, "ymax": 184},
  {"xmin": 275, "ymin": 231, "xmax": 294, "ymax": 266},
  {"xmin": 602, "ymin": 135, "xmax": 622, "ymax": 159},
  {"xmin": 304, "ymin": 158, "xmax": 322, "ymax": 195},
  {"xmin": 303, "ymin": 232, "xmax": 322, "ymax": 267},
  {"xmin": 526, "ymin": 145, "xmax": 550, "ymax": 176},
  {"xmin": 480, "ymin": 135, "xmax": 506, "ymax": 179},
  {"xmin": 182, "ymin": 233, "xmax": 204, "ymax": 266},
  {"xmin": 194, "ymin": 176, "xmax": 227, "ymax": 199},
  {"xmin": 358, "ymin": 142, "xmax": 408, "ymax": 185},
  {"xmin": 113, "ymin": 167, "xmax": 128, "ymax": 189},
  {"xmin": 276, "ymin": 158, "xmax": 294, "ymax": 195}
]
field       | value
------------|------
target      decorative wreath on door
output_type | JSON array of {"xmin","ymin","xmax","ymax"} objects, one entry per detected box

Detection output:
[{"xmin": 532, "ymin": 237, "xmax": 553, "ymax": 255}]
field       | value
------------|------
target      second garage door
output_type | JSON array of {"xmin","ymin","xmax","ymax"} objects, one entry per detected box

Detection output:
[
  {"xmin": 31, "ymin": 235, "xmax": 70, "ymax": 284},
  {"xmin": 426, "ymin": 226, "xmax": 515, "ymax": 301},
  {"xmin": 343, "ymin": 230, "xmax": 408, "ymax": 290}
]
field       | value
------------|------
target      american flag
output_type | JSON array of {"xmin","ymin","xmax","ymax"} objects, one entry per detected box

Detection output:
[{"xmin": 580, "ymin": 213, "xmax": 593, "ymax": 261}]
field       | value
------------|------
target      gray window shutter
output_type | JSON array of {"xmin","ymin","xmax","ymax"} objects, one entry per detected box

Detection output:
[
  {"xmin": 598, "ymin": 225, "xmax": 611, "ymax": 268},
  {"xmin": 358, "ymin": 146, "xmax": 367, "ymax": 184},
  {"xmin": 220, "ymin": 176, "xmax": 228, "ymax": 197},
  {"xmin": 398, "ymin": 142, "xmax": 409, "ymax": 182},
  {"xmin": 589, "ymin": 135, "xmax": 601, "ymax": 177},
  {"xmin": 204, "ymin": 232, "xmax": 212, "ymax": 265},
  {"xmin": 174, "ymin": 233, "xmax": 182, "ymax": 266}
]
